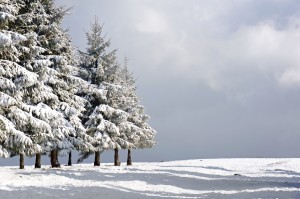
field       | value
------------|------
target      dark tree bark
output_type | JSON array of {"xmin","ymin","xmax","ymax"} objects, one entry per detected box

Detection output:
[
  {"xmin": 50, "ymin": 149, "xmax": 61, "ymax": 168},
  {"xmin": 114, "ymin": 148, "xmax": 120, "ymax": 166},
  {"xmin": 56, "ymin": 150, "xmax": 59, "ymax": 164},
  {"xmin": 50, "ymin": 150, "xmax": 55, "ymax": 167},
  {"xmin": 94, "ymin": 151, "xmax": 100, "ymax": 166},
  {"xmin": 35, "ymin": 153, "xmax": 41, "ymax": 168},
  {"xmin": 127, "ymin": 149, "xmax": 132, "ymax": 166},
  {"xmin": 20, "ymin": 153, "xmax": 24, "ymax": 169},
  {"xmin": 67, "ymin": 151, "xmax": 72, "ymax": 166}
]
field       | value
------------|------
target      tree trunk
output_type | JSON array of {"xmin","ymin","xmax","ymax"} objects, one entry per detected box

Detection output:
[
  {"xmin": 50, "ymin": 149, "xmax": 55, "ymax": 167},
  {"xmin": 114, "ymin": 148, "xmax": 120, "ymax": 166},
  {"xmin": 67, "ymin": 151, "xmax": 72, "ymax": 166},
  {"xmin": 94, "ymin": 151, "xmax": 100, "ymax": 166},
  {"xmin": 19, "ymin": 153, "xmax": 24, "ymax": 169},
  {"xmin": 35, "ymin": 153, "xmax": 41, "ymax": 168},
  {"xmin": 51, "ymin": 149, "xmax": 61, "ymax": 168},
  {"xmin": 127, "ymin": 149, "xmax": 132, "ymax": 166}
]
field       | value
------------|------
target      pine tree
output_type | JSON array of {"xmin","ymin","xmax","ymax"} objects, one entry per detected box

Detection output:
[
  {"xmin": 0, "ymin": 0, "xmax": 45, "ymax": 168},
  {"xmin": 14, "ymin": 0, "xmax": 97, "ymax": 167},
  {"xmin": 1, "ymin": 0, "xmax": 156, "ymax": 168},
  {"xmin": 118, "ymin": 60, "xmax": 156, "ymax": 165},
  {"xmin": 77, "ymin": 19, "xmax": 130, "ymax": 166},
  {"xmin": 78, "ymin": 19, "xmax": 156, "ymax": 166},
  {"xmin": 1, "ymin": 0, "xmax": 96, "ymax": 168}
]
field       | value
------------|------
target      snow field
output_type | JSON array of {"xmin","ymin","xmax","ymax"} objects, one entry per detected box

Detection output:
[{"xmin": 1, "ymin": 158, "xmax": 300, "ymax": 198}]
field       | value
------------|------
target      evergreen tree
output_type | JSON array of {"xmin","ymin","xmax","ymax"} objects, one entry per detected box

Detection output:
[
  {"xmin": 117, "ymin": 60, "xmax": 156, "ymax": 165},
  {"xmin": 78, "ymin": 19, "xmax": 129, "ymax": 166},
  {"xmin": 1, "ymin": 1, "xmax": 156, "ymax": 168},
  {"xmin": 14, "ymin": 0, "xmax": 97, "ymax": 167},
  {"xmin": 0, "ymin": 0, "xmax": 45, "ymax": 168},
  {"xmin": 0, "ymin": 0, "xmax": 96, "ymax": 168},
  {"xmin": 78, "ymin": 19, "xmax": 156, "ymax": 166}
]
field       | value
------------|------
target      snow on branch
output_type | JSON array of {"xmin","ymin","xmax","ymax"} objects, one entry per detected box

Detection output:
[
  {"xmin": 0, "ymin": 60, "xmax": 38, "ymax": 87},
  {"xmin": 0, "ymin": 92, "xmax": 17, "ymax": 108},
  {"xmin": 0, "ymin": 115, "xmax": 33, "ymax": 150},
  {"xmin": 0, "ymin": 31, "xmax": 26, "ymax": 46},
  {"xmin": 8, "ymin": 106, "xmax": 51, "ymax": 134},
  {"xmin": 0, "ymin": 11, "xmax": 16, "ymax": 21}
]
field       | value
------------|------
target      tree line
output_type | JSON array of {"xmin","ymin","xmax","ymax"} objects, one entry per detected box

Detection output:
[{"xmin": 0, "ymin": 0, "xmax": 156, "ymax": 169}]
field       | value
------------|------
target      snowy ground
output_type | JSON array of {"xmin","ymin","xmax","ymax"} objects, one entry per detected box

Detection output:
[{"xmin": 0, "ymin": 159, "xmax": 300, "ymax": 199}]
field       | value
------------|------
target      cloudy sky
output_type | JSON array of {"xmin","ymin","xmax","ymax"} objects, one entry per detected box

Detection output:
[{"xmin": 51, "ymin": 0, "xmax": 300, "ymax": 163}]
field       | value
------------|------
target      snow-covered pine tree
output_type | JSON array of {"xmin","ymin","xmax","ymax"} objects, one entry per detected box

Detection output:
[
  {"xmin": 117, "ymin": 60, "xmax": 156, "ymax": 165},
  {"xmin": 0, "ymin": 0, "xmax": 48, "ymax": 169},
  {"xmin": 78, "ymin": 19, "xmax": 130, "ymax": 166},
  {"xmin": 14, "ymin": 0, "xmax": 98, "ymax": 168},
  {"xmin": 79, "ymin": 19, "xmax": 156, "ymax": 166},
  {"xmin": 0, "ymin": 0, "xmax": 96, "ymax": 169},
  {"xmin": 98, "ymin": 51, "xmax": 132, "ymax": 166}
]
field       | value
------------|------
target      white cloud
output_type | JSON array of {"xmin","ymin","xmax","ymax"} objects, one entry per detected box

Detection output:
[
  {"xmin": 139, "ymin": 12, "xmax": 300, "ymax": 91},
  {"xmin": 135, "ymin": 8, "xmax": 168, "ymax": 33},
  {"xmin": 56, "ymin": 0, "xmax": 300, "ymax": 91},
  {"xmin": 279, "ymin": 68, "xmax": 300, "ymax": 86},
  {"xmin": 119, "ymin": 1, "xmax": 300, "ymax": 92},
  {"xmin": 223, "ymin": 19, "xmax": 300, "ymax": 88}
]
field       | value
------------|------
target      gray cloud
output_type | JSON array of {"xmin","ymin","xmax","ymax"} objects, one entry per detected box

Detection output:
[{"xmin": 53, "ymin": 0, "xmax": 300, "ymax": 162}]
